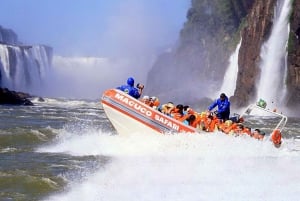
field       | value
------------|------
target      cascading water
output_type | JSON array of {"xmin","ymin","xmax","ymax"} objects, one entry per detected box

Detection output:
[
  {"xmin": 256, "ymin": 0, "xmax": 291, "ymax": 106},
  {"xmin": 217, "ymin": 39, "xmax": 242, "ymax": 98},
  {"xmin": 0, "ymin": 44, "xmax": 52, "ymax": 93}
]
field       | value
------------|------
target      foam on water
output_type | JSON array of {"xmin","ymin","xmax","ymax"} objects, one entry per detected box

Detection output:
[{"xmin": 40, "ymin": 127, "xmax": 300, "ymax": 201}]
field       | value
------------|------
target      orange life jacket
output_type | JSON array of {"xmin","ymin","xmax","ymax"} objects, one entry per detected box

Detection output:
[
  {"xmin": 271, "ymin": 129, "xmax": 282, "ymax": 145},
  {"xmin": 219, "ymin": 120, "xmax": 234, "ymax": 134}
]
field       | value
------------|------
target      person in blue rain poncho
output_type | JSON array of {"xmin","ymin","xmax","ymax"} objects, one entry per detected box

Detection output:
[
  {"xmin": 117, "ymin": 77, "xmax": 144, "ymax": 99},
  {"xmin": 208, "ymin": 93, "xmax": 230, "ymax": 122}
]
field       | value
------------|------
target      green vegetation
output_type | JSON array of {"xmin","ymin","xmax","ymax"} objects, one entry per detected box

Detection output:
[
  {"xmin": 288, "ymin": 31, "xmax": 296, "ymax": 53},
  {"xmin": 181, "ymin": 0, "xmax": 254, "ymax": 51}
]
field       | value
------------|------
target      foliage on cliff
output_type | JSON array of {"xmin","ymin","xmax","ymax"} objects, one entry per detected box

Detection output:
[
  {"xmin": 146, "ymin": 0, "xmax": 254, "ymax": 102},
  {"xmin": 181, "ymin": 0, "xmax": 253, "ymax": 44}
]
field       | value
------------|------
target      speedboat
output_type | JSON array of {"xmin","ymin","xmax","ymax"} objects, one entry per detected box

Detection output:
[
  {"xmin": 101, "ymin": 89, "xmax": 196, "ymax": 136},
  {"xmin": 101, "ymin": 89, "xmax": 287, "ymax": 147}
]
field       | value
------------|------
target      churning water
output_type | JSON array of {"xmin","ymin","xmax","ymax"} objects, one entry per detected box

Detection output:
[{"xmin": 0, "ymin": 98, "xmax": 300, "ymax": 201}]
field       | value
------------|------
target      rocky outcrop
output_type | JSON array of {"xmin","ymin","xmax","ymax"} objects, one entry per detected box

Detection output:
[
  {"xmin": 145, "ymin": 0, "xmax": 255, "ymax": 103},
  {"xmin": 0, "ymin": 87, "xmax": 33, "ymax": 105},
  {"xmin": 0, "ymin": 25, "xmax": 19, "ymax": 45},
  {"xmin": 286, "ymin": 0, "xmax": 300, "ymax": 108},
  {"xmin": 146, "ymin": 0, "xmax": 300, "ymax": 110},
  {"xmin": 231, "ymin": 0, "xmax": 276, "ymax": 107},
  {"xmin": 232, "ymin": 0, "xmax": 300, "ymax": 109}
]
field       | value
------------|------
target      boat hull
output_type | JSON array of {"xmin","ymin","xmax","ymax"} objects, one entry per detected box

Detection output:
[{"xmin": 101, "ymin": 89, "xmax": 196, "ymax": 136}]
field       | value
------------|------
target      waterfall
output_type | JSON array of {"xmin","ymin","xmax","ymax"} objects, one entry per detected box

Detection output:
[
  {"xmin": 216, "ymin": 38, "xmax": 242, "ymax": 98},
  {"xmin": 0, "ymin": 44, "xmax": 52, "ymax": 93},
  {"xmin": 256, "ymin": 0, "xmax": 291, "ymax": 107}
]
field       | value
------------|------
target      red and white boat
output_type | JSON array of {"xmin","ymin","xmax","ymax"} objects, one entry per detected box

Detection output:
[{"xmin": 101, "ymin": 89, "xmax": 196, "ymax": 136}]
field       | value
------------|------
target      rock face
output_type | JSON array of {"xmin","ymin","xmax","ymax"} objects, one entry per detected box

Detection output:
[
  {"xmin": 232, "ymin": 0, "xmax": 300, "ymax": 109},
  {"xmin": 145, "ymin": 0, "xmax": 255, "ymax": 103},
  {"xmin": 286, "ymin": 0, "xmax": 300, "ymax": 108},
  {"xmin": 0, "ymin": 87, "xmax": 33, "ymax": 105},
  {"xmin": 0, "ymin": 25, "xmax": 19, "ymax": 45},
  {"xmin": 231, "ymin": 0, "xmax": 276, "ymax": 107},
  {"xmin": 146, "ymin": 0, "xmax": 300, "ymax": 109}
]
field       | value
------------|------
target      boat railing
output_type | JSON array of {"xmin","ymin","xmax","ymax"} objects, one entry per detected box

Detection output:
[{"xmin": 239, "ymin": 104, "xmax": 288, "ymax": 132}]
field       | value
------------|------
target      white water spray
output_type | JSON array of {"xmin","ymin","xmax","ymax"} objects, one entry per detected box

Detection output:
[
  {"xmin": 256, "ymin": 0, "xmax": 291, "ymax": 106},
  {"xmin": 217, "ymin": 38, "xmax": 242, "ymax": 98},
  {"xmin": 40, "ymin": 128, "xmax": 300, "ymax": 201}
]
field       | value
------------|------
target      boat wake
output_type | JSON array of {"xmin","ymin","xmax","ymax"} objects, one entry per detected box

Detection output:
[{"xmin": 40, "ymin": 127, "xmax": 300, "ymax": 201}]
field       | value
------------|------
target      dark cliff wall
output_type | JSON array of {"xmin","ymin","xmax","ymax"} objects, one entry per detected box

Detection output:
[
  {"xmin": 287, "ymin": 0, "xmax": 300, "ymax": 108},
  {"xmin": 146, "ymin": 0, "xmax": 300, "ymax": 109},
  {"xmin": 145, "ymin": 0, "xmax": 254, "ymax": 103},
  {"xmin": 232, "ymin": 0, "xmax": 300, "ymax": 109},
  {"xmin": 231, "ymin": 0, "xmax": 276, "ymax": 107}
]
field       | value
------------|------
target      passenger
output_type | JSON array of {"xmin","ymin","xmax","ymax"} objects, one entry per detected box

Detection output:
[
  {"xmin": 159, "ymin": 102, "xmax": 174, "ymax": 116},
  {"xmin": 186, "ymin": 114, "xmax": 197, "ymax": 127},
  {"xmin": 208, "ymin": 93, "xmax": 230, "ymax": 122},
  {"xmin": 170, "ymin": 104, "xmax": 184, "ymax": 120},
  {"xmin": 141, "ymin": 95, "xmax": 150, "ymax": 105},
  {"xmin": 202, "ymin": 114, "xmax": 218, "ymax": 132},
  {"xmin": 219, "ymin": 120, "xmax": 235, "ymax": 134},
  {"xmin": 271, "ymin": 129, "xmax": 282, "ymax": 148},
  {"xmin": 117, "ymin": 77, "xmax": 144, "ymax": 99},
  {"xmin": 149, "ymin": 96, "xmax": 160, "ymax": 109},
  {"xmin": 181, "ymin": 108, "xmax": 201, "ymax": 127},
  {"xmin": 244, "ymin": 126, "xmax": 252, "ymax": 136},
  {"xmin": 180, "ymin": 107, "xmax": 191, "ymax": 125},
  {"xmin": 198, "ymin": 112, "xmax": 208, "ymax": 131},
  {"xmin": 252, "ymin": 128, "xmax": 265, "ymax": 140},
  {"xmin": 234, "ymin": 124, "xmax": 249, "ymax": 136},
  {"xmin": 183, "ymin": 105, "xmax": 190, "ymax": 115}
]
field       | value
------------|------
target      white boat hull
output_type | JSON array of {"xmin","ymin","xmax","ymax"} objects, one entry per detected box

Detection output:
[
  {"xmin": 102, "ymin": 103, "xmax": 161, "ymax": 136},
  {"xmin": 101, "ymin": 89, "xmax": 196, "ymax": 136}
]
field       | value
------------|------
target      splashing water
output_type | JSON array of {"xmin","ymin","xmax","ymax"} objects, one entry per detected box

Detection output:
[{"xmin": 41, "ymin": 128, "xmax": 300, "ymax": 201}]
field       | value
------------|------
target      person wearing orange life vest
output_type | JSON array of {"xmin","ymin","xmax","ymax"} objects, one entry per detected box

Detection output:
[
  {"xmin": 234, "ymin": 124, "xmax": 250, "ymax": 136},
  {"xmin": 271, "ymin": 129, "xmax": 282, "ymax": 148},
  {"xmin": 149, "ymin": 96, "xmax": 160, "ymax": 109},
  {"xmin": 202, "ymin": 115, "xmax": 219, "ymax": 132},
  {"xmin": 219, "ymin": 120, "xmax": 236, "ymax": 134},
  {"xmin": 181, "ymin": 108, "xmax": 202, "ymax": 128},
  {"xmin": 170, "ymin": 104, "xmax": 184, "ymax": 120}
]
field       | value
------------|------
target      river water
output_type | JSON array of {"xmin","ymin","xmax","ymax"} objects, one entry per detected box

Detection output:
[{"xmin": 0, "ymin": 98, "xmax": 300, "ymax": 201}]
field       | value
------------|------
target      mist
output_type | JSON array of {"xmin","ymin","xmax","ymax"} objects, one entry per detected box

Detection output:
[
  {"xmin": 42, "ymin": 56, "xmax": 151, "ymax": 100},
  {"xmin": 0, "ymin": 1, "xmax": 190, "ymax": 99},
  {"xmin": 39, "ymin": 1, "xmax": 189, "ymax": 99}
]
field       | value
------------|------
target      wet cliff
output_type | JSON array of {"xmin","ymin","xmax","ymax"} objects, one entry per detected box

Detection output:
[
  {"xmin": 232, "ymin": 0, "xmax": 300, "ymax": 109},
  {"xmin": 286, "ymin": 0, "xmax": 300, "ymax": 108},
  {"xmin": 146, "ymin": 0, "xmax": 300, "ymax": 110},
  {"xmin": 231, "ymin": 0, "xmax": 276, "ymax": 107},
  {"xmin": 145, "ymin": 0, "xmax": 255, "ymax": 103}
]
